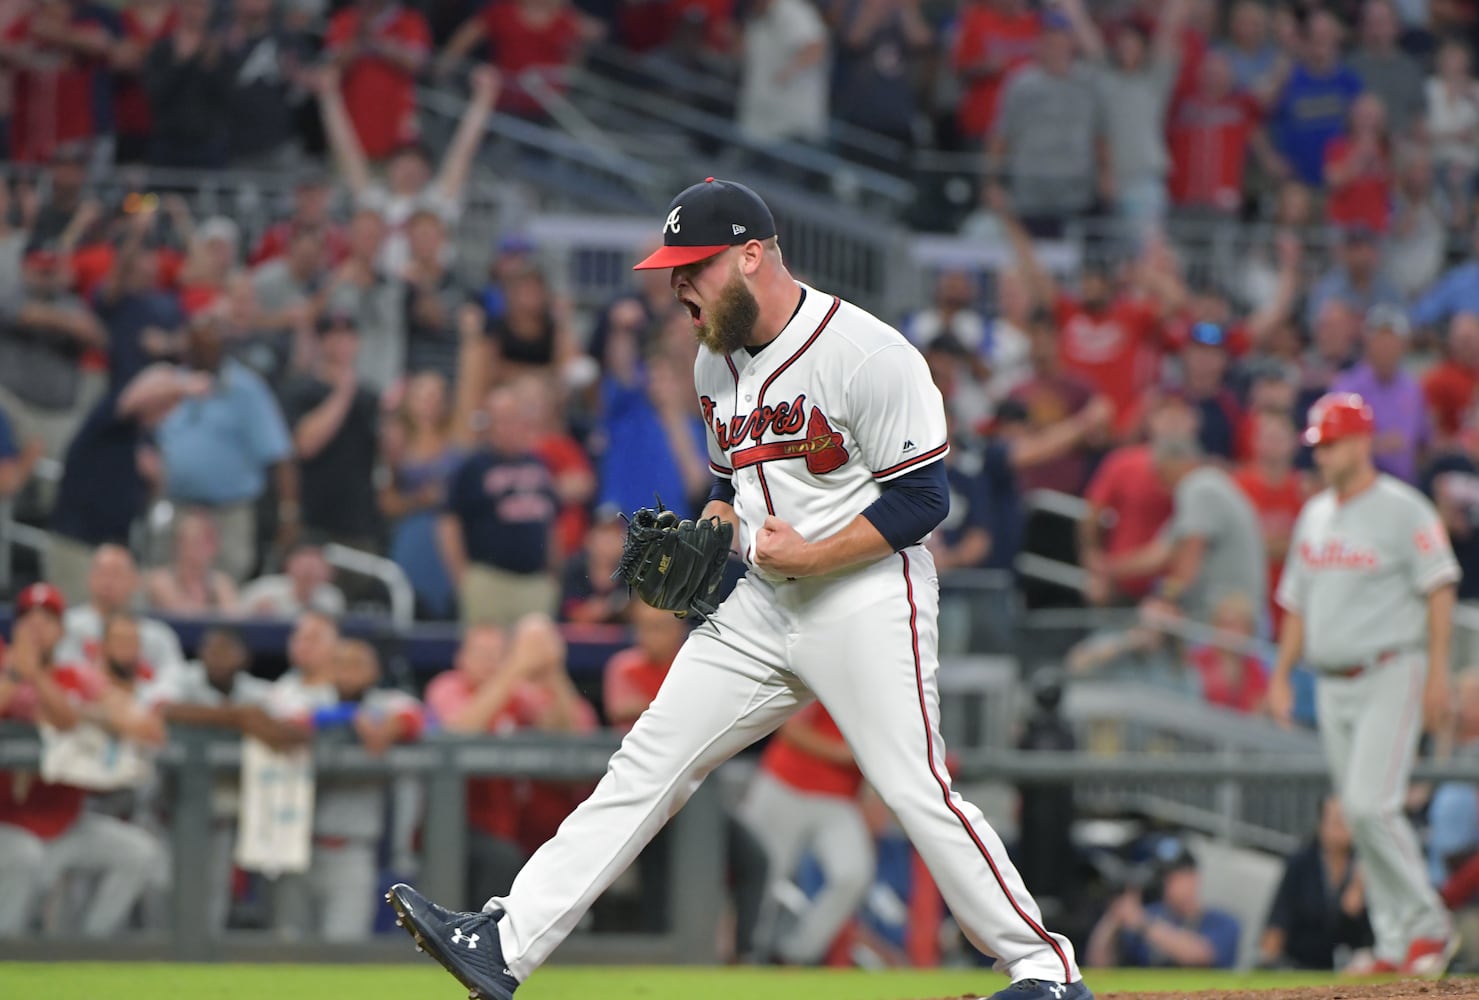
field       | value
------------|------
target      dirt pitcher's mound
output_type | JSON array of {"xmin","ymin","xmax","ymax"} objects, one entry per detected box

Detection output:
[
  {"xmin": 917, "ymin": 980, "xmax": 1479, "ymax": 1000},
  {"xmin": 1098, "ymin": 980, "xmax": 1479, "ymax": 1000}
]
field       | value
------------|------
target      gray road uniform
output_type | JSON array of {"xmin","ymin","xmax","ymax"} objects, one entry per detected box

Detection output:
[{"xmin": 1277, "ymin": 475, "xmax": 1461, "ymax": 965}]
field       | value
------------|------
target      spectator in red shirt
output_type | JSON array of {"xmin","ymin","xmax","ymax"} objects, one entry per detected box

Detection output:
[
  {"xmin": 0, "ymin": 583, "xmax": 167, "ymax": 938},
  {"xmin": 952, "ymin": 0, "xmax": 1039, "ymax": 144},
  {"xmin": 0, "ymin": 0, "xmax": 114, "ymax": 164},
  {"xmin": 1184, "ymin": 591, "xmax": 1268, "ymax": 713},
  {"xmin": 603, "ymin": 602, "xmax": 689, "ymax": 733},
  {"xmin": 425, "ymin": 617, "xmax": 597, "ymax": 908},
  {"xmin": 1233, "ymin": 410, "xmax": 1307, "ymax": 632},
  {"xmin": 250, "ymin": 173, "xmax": 350, "ymax": 268},
  {"xmin": 1168, "ymin": 50, "xmax": 1262, "ymax": 216},
  {"xmin": 1424, "ymin": 312, "xmax": 1479, "ymax": 447},
  {"xmin": 1002, "ymin": 198, "xmax": 1181, "ymax": 438},
  {"xmin": 1079, "ymin": 394, "xmax": 1186, "ymax": 605},
  {"xmin": 1324, "ymin": 93, "xmax": 1394, "ymax": 233},
  {"xmin": 737, "ymin": 702, "xmax": 873, "ymax": 966},
  {"xmin": 438, "ymin": 0, "xmax": 601, "ymax": 119},
  {"xmin": 325, "ymin": 0, "xmax": 431, "ymax": 160}
]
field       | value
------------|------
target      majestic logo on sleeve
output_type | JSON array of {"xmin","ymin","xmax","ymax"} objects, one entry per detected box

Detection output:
[{"xmin": 700, "ymin": 393, "xmax": 848, "ymax": 475}]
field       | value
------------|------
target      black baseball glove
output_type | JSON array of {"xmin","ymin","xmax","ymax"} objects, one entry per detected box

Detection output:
[{"xmin": 613, "ymin": 501, "xmax": 734, "ymax": 621}]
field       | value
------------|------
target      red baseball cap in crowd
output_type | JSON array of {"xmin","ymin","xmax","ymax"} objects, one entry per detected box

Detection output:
[
  {"xmin": 632, "ymin": 177, "xmax": 777, "ymax": 271},
  {"xmin": 16, "ymin": 582, "xmax": 65, "ymax": 618},
  {"xmin": 1302, "ymin": 392, "xmax": 1375, "ymax": 446}
]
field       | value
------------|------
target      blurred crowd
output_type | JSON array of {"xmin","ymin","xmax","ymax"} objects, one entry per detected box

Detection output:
[{"xmin": 14, "ymin": 0, "xmax": 1479, "ymax": 978}]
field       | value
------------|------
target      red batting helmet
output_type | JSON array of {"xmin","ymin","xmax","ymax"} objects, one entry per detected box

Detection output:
[{"xmin": 1302, "ymin": 392, "xmax": 1375, "ymax": 446}]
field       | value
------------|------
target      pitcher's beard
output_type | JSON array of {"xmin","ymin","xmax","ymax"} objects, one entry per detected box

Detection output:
[{"xmin": 696, "ymin": 274, "xmax": 760, "ymax": 355}]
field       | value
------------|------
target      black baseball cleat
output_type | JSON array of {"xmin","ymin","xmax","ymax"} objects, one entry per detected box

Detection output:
[
  {"xmin": 986, "ymin": 979, "xmax": 1095, "ymax": 1000},
  {"xmin": 385, "ymin": 882, "xmax": 520, "ymax": 1000}
]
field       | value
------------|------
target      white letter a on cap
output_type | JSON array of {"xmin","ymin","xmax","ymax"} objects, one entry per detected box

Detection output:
[{"xmin": 664, "ymin": 207, "xmax": 682, "ymax": 234}]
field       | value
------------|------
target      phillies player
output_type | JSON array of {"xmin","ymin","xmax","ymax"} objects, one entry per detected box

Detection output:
[
  {"xmin": 387, "ymin": 178, "xmax": 1087, "ymax": 1000},
  {"xmin": 1269, "ymin": 392, "xmax": 1459, "ymax": 975}
]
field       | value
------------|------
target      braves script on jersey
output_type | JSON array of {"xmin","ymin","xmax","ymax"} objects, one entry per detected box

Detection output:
[
  {"xmin": 1277, "ymin": 476, "xmax": 1458, "ymax": 667},
  {"xmin": 698, "ymin": 284, "xmax": 949, "ymax": 579}
]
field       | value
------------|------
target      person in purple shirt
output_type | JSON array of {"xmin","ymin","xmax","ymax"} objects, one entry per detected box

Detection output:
[{"xmin": 1330, "ymin": 306, "xmax": 1430, "ymax": 484}]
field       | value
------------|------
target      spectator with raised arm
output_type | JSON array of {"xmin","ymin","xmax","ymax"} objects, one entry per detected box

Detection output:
[
  {"xmin": 988, "ymin": 6, "xmax": 1105, "ymax": 234},
  {"xmin": 93, "ymin": 202, "xmax": 185, "ymax": 392},
  {"xmin": 1216, "ymin": 0, "xmax": 1282, "ymax": 100},
  {"xmin": 315, "ymin": 63, "xmax": 499, "ymax": 276},
  {"xmin": 223, "ymin": 0, "xmax": 311, "ymax": 170},
  {"xmin": 1061, "ymin": 0, "xmax": 1186, "ymax": 235},
  {"xmin": 952, "ymin": 0, "xmax": 1040, "ymax": 146},
  {"xmin": 143, "ymin": 0, "xmax": 231, "ymax": 168},
  {"xmin": 0, "ymin": 0, "xmax": 115, "ymax": 163},
  {"xmin": 0, "ymin": 242, "xmax": 108, "ymax": 461},
  {"xmin": 1388, "ymin": 144, "xmax": 1448, "ymax": 299},
  {"xmin": 1168, "ymin": 50, "xmax": 1264, "ymax": 218},
  {"xmin": 154, "ymin": 313, "xmax": 298, "ymax": 582},
  {"xmin": 46, "ymin": 364, "xmax": 212, "ymax": 602},
  {"xmin": 278, "ymin": 309, "xmax": 382, "ymax": 554},
  {"xmin": 323, "ymin": 0, "xmax": 432, "ymax": 160},
  {"xmin": 426, "ymin": 618, "xmax": 597, "ymax": 907},
  {"xmin": 829, "ymin": 0, "xmax": 932, "ymax": 151},
  {"xmin": 1348, "ymin": 0, "xmax": 1424, "ymax": 139},
  {"xmin": 436, "ymin": 0, "xmax": 600, "ymax": 120},
  {"xmin": 1264, "ymin": 10, "xmax": 1364, "ymax": 189}
]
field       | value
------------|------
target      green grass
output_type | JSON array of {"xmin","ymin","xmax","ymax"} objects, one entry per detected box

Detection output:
[{"xmin": 0, "ymin": 963, "xmax": 1366, "ymax": 1000}]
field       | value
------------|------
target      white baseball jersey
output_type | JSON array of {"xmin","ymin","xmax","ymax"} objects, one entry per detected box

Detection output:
[
  {"xmin": 697, "ymin": 283, "xmax": 949, "ymax": 578},
  {"xmin": 486, "ymin": 281, "xmax": 1082, "ymax": 989},
  {"xmin": 56, "ymin": 605, "xmax": 186, "ymax": 683},
  {"xmin": 1277, "ymin": 475, "xmax": 1460, "ymax": 667}
]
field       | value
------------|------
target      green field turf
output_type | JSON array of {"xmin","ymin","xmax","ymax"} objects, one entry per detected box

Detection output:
[{"xmin": 0, "ymin": 963, "xmax": 1366, "ymax": 1000}]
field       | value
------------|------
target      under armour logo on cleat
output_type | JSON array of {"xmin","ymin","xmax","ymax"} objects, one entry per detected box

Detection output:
[
  {"xmin": 451, "ymin": 929, "xmax": 479, "ymax": 949},
  {"xmin": 1049, "ymin": 985, "xmax": 1066, "ymax": 999}
]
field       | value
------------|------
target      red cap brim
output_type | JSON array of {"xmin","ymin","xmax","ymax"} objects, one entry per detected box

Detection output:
[{"xmin": 632, "ymin": 244, "xmax": 730, "ymax": 270}]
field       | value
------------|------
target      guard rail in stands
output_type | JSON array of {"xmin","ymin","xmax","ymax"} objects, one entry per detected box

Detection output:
[{"xmin": 4, "ymin": 722, "xmax": 1477, "ymax": 963}]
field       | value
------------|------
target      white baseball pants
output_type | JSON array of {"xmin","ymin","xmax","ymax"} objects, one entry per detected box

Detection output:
[
  {"xmin": 488, "ymin": 550, "xmax": 1079, "ymax": 984},
  {"xmin": 1317, "ymin": 654, "xmax": 1451, "ymax": 964}
]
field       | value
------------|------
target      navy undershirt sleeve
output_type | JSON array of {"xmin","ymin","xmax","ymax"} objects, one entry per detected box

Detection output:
[
  {"xmin": 707, "ymin": 476, "xmax": 737, "ymax": 506},
  {"xmin": 861, "ymin": 459, "xmax": 950, "ymax": 551}
]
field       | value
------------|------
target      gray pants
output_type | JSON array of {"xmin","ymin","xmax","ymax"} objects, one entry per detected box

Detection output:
[
  {"xmin": 273, "ymin": 840, "xmax": 378, "ymax": 942},
  {"xmin": 0, "ymin": 814, "xmax": 168, "ymax": 937},
  {"xmin": 737, "ymin": 771, "xmax": 875, "ymax": 965},
  {"xmin": 1317, "ymin": 654, "xmax": 1451, "ymax": 964}
]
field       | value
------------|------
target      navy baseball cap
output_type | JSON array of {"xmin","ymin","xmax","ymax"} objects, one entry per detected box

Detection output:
[{"xmin": 633, "ymin": 177, "xmax": 777, "ymax": 270}]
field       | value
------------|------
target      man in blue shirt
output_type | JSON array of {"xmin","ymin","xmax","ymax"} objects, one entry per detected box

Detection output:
[
  {"xmin": 155, "ymin": 316, "xmax": 297, "ymax": 582},
  {"xmin": 1268, "ymin": 11, "xmax": 1364, "ymax": 187},
  {"xmin": 1411, "ymin": 221, "xmax": 1479, "ymax": 331},
  {"xmin": 1086, "ymin": 840, "xmax": 1242, "ymax": 969}
]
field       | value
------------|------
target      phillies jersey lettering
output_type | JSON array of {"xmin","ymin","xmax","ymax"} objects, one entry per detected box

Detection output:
[
  {"xmin": 696, "ymin": 284, "xmax": 949, "ymax": 579},
  {"xmin": 1277, "ymin": 476, "xmax": 1460, "ymax": 667}
]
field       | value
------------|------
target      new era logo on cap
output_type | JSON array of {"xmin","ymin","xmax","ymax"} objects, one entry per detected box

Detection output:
[{"xmin": 634, "ymin": 178, "xmax": 776, "ymax": 270}]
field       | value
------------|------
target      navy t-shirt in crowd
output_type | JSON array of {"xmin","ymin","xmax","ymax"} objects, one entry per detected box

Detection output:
[
  {"xmin": 1424, "ymin": 452, "xmax": 1479, "ymax": 601},
  {"xmin": 445, "ymin": 449, "xmax": 559, "ymax": 575},
  {"xmin": 940, "ymin": 461, "xmax": 991, "ymax": 558},
  {"xmin": 94, "ymin": 290, "xmax": 184, "ymax": 390},
  {"xmin": 49, "ymin": 392, "xmax": 149, "ymax": 546},
  {"xmin": 1195, "ymin": 391, "xmax": 1244, "ymax": 462},
  {"xmin": 0, "ymin": 406, "xmax": 16, "ymax": 461},
  {"xmin": 979, "ymin": 440, "xmax": 1022, "ymax": 572}
]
